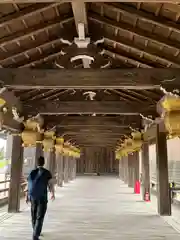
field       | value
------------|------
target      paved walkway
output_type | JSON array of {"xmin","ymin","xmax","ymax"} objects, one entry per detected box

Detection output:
[{"xmin": 0, "ymin": 176, "xmax": 180, "ymax": 239}]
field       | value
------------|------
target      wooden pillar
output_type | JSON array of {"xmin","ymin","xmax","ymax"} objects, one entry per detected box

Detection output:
[
  {"xmin": 45, "ymin": 150, "xmax": 56, "ymax": 178},
  {"xmin": 72, "ymin": 158, "xmax": 76, "ymax": 180},
  {"xmin": 128, "ymin": 154, "xmax": 134, "ymax": 188},
  {"xmin": 56, "ymin": 153, "xmax": 64, "ymax": 187},
  {"xmin": 133, "ymin": 151, "xmax": 139, "ymax": 182},
  {"xmin": 156, "ymin": 124, "xmax": 171, "ymax": 216},
  {"xmin": 68, "ymin": 157, "xmax": 73, "ymax": 181},
  {"xmin": 8, "ymin": 135, "xmax": 24, "ymax": 213},
  {"xmin": 119, "ymin": 159, "xmax": 122, "ymax": 179},
  {"xmin": 124, "ymin": 156, "xmax": 128, "ymax": 184},
  {"xmin": 34, "ymin": 142, "xmax": 43, "ymax": 167},
  {"xmin": 64, "ymin": 156, "xmax": 69, "ymax": 183},
  {"xmin": 141, "ymin": 142, "xmax": 150, "ymax": 200}
]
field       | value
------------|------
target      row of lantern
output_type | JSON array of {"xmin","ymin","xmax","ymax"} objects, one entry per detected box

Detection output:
[
  {"xmin": 116, "ymin": 131, "xmax": 143, "ymax": 160},
  {"xmin": 20, "ymin": 119, "xmax": 80, "ymax": 158},
  {"xmin": 116, "ymin": 92, "xmax": 180, "ymax": 160}
]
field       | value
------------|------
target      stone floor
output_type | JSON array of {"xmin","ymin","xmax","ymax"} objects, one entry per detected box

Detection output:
[{"xmin": 0, "ymin": 176, "xmax": 180, "ymax": 239}]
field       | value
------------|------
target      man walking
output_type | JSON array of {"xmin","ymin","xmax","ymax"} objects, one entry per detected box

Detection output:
[{"xmin": 26, "ymin": 156, "xmax": 55, "ymax": 240}]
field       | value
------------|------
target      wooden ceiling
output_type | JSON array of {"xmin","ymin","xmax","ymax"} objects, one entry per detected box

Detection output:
[{"xmin": 0, "ymin": 1, "xmax": 180, "ymax": 147}]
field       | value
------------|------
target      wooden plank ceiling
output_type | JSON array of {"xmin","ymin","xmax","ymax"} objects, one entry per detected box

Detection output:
[{"xmin": 0, "ymin": 1, "xmax": 179, "ymax": 147}]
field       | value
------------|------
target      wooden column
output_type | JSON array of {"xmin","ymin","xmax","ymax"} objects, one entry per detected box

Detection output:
[
  {"xmin": 119, "ymin": 159, "xmax": 122, "ymax": 179},
  {"xmin": 133, "ymin": 151, "xmax": 139, "ymax": 183},
  {"xmin": 141, "ymin": 142, "xmax": 150, "ymax": 200},
  {"xmin": 72, "ymin": 158, "xmax": 76, "ymax": 180},
  {"xmin": 34, "ymin": 142, "xmax": 43, "ymax": 167},
  {"xmin": 124, "ymin": 156, "xmax": 128, "ymax": 184},
  {"xmin": 56, "ymin": 153, "xmax": 64, "ymax": 187},
  {"xmin": 64, "ymin": 156, "xmax": 69, "ymax": 183},
  {"xmin": 45, "ymin": 150, "xmax": 56, "ymax": 178},
  {"xmin": 68, "ymin": 157, "xmax": 73, "ymax": 181},
  {"xmin": 156, "ymin": 124, "xmax": 171, "ymax": 216},
  {"xmin": 128, "ymin": 154, "xmax": 134, "ymax": 188},
  {"xmin": 8, "ymin": 135, "xmax": 24, "ymax": 213}
]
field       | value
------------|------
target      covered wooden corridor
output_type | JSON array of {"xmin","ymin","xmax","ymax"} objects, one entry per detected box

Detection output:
[{"xmin": 0, "ymin": 176, "xmax": 179, "ymax": 240}]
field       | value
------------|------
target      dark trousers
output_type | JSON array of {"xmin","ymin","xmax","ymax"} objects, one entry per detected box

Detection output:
[{"xmin": 31, "ymin": 200, "xmax": 47, "ymax": 239}]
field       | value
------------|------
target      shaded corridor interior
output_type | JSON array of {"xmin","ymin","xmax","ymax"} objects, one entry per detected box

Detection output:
[{"xmin": 0, "ymin": 176, "xmax": 179, "ymax": 240}]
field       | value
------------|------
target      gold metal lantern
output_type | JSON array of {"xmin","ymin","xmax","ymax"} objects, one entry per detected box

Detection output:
[
  {"xmin": 42, "ymin": 131, "xmax": 55, "ymax": 152},
  {"xmin": 158, "ymin": 94, "xmax": 180, "ymax": 136},
  {"xmin": 55, "ymin": 137, "xmax": 64, "ymax": 153},
  {"xmin": 21, "ymin": 119, "xmax": 43, "ymax": 147}
]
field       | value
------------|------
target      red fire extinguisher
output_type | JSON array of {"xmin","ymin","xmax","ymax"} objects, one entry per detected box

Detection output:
[{"xmin": 144, "ymin": 192, "xmax": 150, "ymax": 202}]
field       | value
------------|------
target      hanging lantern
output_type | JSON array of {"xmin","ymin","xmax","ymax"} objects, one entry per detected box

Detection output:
[
  {"xmin": 0, "ymin": 98, "xmax": 6, "ymax": 106},
  {"xmin": 161, "ymin": 94, "xmax": 180, "ymax": 112},
  {"xmin": 55, "ymin": 137, "xmax": 64, "ymax": 153},
  {"xmin": 158, "ymin": 94, "xmax": 180, "ymax": 136},
  {"xmin": 131, "ymin": 131, "xmax": 143, "ymax": 152},
  {"xmin": 21, "ymin": 119, "xmax": 43, "ymax": 147},
  {"xmin": 21, "ymin": 131, "xmax": 42, "ymax": 147},
  {"xmin": 42, "ymin": 131, "xmax": 55, "ymax": 152},
  {"xmin": 62, "ymin": 142, "xmax": 70, "ymax": 156}
]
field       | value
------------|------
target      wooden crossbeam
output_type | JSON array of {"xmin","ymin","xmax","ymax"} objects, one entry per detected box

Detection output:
[
  {"xmin": 44, "ymin": 116, "xmax": 140, "ymax": 127},
  {"xmin": 23, "ymin": 101, "xmax": 150, "ymax": 115},
  {"xmin": 1, "ymin": 69, "xmax": 180, "ymax": 90},
  {"xmin": 3, "ymin": 115, "xmax": 22, "ymax": 132},
  {"xmin": 1, "ymin": 1, "xmax": 179, "ymax": 3},
  {"xmin": 57, "ymin": 128, "xmax": 130, "ymax": 135},
  {"xmin": 64, "ymin": 135, "xmax": 121, "ymax": 141},
  {"xmin": 62, "ymin": 132, "xmax": 126, "ymax": 137}
]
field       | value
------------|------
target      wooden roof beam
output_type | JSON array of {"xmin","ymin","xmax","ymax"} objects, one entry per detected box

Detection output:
[
  {"xmin": 92, "ymin": 4, "xmax": 180, "ymax": 67},
  {"xmin": 0, "ymin": 28, "xmax": 76, "ymax": 66},
  {"xmin": 0, "ymin": 15, "xmax": 73, "ymax": 48},
  {"xmin": 2, "ymin": 68, "xmax": 180, "ymax": 90},
  {"xmin": 102, "ymin": 49, "xmax": 151, "ymax": 68},
  {"xmin": 0, "ymin": 3, "xmax": 61, "ymax": 28},
  {"xmin": 23, "ymin": 100, "xmax": 152, "ymax": 115},
  {"xmin": 106, "ymin": 3, "xmax": 180, "ymax": 37},
  {"xmin": 72, "ymin": 0, "xmax": 88, "ymax": 33},
  {"xmin": 60, "ymin": 131, "xmax": 128, "ymax": 137},
  {"xmin": 46, "ymin": 117, "xmax": 137, "ymax": 126},
  {"xmin": 44, "ymin": 115, "xmax": 141, "ymax": 128},
  {"xmin": 19, "ymin": 48, "xmax": 65, "ymax": 68},
  {"xmin": 103, "ymin": 36, "xmax": 180, "ymax": 68},
  {"xmin": 57, "ymin": 127, "xmax": 131, "ymax": 134},
  {"xmin": 63, "ymin": 135, "xmax": 121, "ymax": 141},
  {"xmin": 1, "ymin": 1, "xmax": 179, "ymax": 2},
  {"xmin": 89, "ymin": 13, "xmax": 180, "ymax": 58}
]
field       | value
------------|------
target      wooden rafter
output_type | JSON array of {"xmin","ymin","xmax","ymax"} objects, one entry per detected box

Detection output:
[
  {"xmin": 0, "ymin": 3, "xmax": 61, "ymax": 28},
  {"xmin": 0, "ymin": 15, "xmax": 73, "ymax": 48},
  {"xmin": 0, "ymin": 29, "xmax": 75, "ymax": 66},
  {"xmin": 102, "ymin": 49, "xmax": 152, "ymax": 68},
  {"xmin": 88, "ymin": 12, "xmax": 180, "ymax": 60}
]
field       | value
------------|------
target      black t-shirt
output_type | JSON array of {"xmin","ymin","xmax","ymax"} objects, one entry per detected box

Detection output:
[{"xmin": 28, "ymin": 167, "xmax": 52, "ymax": 201}]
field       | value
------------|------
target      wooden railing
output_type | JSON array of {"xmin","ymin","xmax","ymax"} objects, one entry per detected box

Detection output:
[
  {"xmin": 150, "ymin": 179, "xmax": 180, "ymax": 203},
  {"xmin": 0, "ymin": 178, "xmax": 27, "ymax": 207}
]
